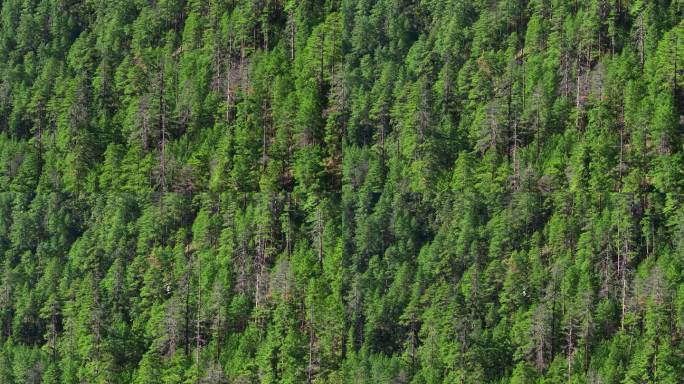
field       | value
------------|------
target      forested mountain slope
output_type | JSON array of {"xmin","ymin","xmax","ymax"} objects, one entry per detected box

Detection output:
[{"xmin": 0, "ymin": 0, "xmax": 683, "ymax": 382}]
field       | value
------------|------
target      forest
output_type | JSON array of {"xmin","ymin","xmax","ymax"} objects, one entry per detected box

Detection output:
[{"xmin": 0, "ymin": 0, "xmax": 683, "ymax": 382}]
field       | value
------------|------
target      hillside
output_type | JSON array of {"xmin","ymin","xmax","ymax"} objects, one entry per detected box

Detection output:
[{"xmin": 0, "ymin": 0, "xmax": 683, "ymax": 383}]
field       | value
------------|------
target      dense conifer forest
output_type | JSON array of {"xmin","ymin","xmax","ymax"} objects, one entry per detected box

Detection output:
[{"xmin": 0, "ymin": 0, "xmax": 683, "ymax": 382}]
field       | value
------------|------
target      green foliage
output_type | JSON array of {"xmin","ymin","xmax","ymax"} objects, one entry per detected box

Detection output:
[{"xmin": 0, "ymin": 0, "xmax": 682, "ymax": 383}]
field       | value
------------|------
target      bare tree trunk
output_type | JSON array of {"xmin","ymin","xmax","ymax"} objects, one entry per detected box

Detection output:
[
  {"xmin": 567, "ymin": 323, "xmax": 573, "ymax": 375},
  {"xmin": 185, "ymin": 244, "xmax": 191, "ymax": 356},
  {"xmin": 639, "ymin": 13, "xmax": 645, "ymax": 72},
  {"xmin": 196, "ymin": 250, "xmax": 202, "ymax": 384},
  {"xmin": 286, "ymin": 197, "xmax": 292, "ymax": 256},
  {"xmin": 617, "ymin": 213, "xmax": 623, "ymax": 331},
  {"xmin": 317, "ymin": 208, "xmax": 323, "ymax": 271},
  {"xmin": 512, "ymin": 119, "xmax": 519, "ymax": 189},
  {"xmin": 255, "ymin": 224, "xmax": 263, "ymax": 311},
  {"xmin": 621, "ymin": 235, "xmax": 628, "ymax": 332},
  {"xmin": 289, "ymin": 12, "xmax": 296, "ymax": 61},
  {"xmin": 319, "ymin": 34, "xmax": 325, "ymax": 88},
  {"xmin": 159, "ymin": 64, "xmax": 167, "ymax": 194},
  {"xmin": 617, "ymin": 202, "xmax": 630, "ymax": 331},
  {"xmin": 674, "ymin": 32, "xmax": 678, "ymax": 95},
  {"xmin": 307, "ymin": 302, "xmax": 314, "ymax": 383},
  {"xmin": 575, "ymin": 55, "xmax": 581, "ymax": 129},
  {"xmin": 619, "ymin": 112, "xmax": 624, "ymax": 189}
]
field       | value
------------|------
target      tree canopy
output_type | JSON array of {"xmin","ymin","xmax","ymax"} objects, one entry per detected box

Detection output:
[{"xmin": 0, "ymin": 0, "xmax": 683, "ymax": 382}]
